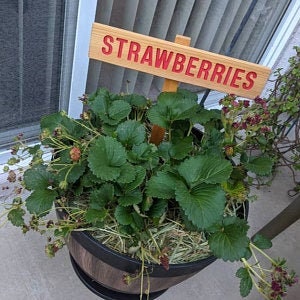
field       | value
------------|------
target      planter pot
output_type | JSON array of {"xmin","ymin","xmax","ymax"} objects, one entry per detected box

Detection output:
[
  {"xmin": 57, "ymin": 198, "xmax": 248, "ymax": 299},
  {"xmin": 66, "ymin": 230, "xmax": 217, "ymax": 300}
]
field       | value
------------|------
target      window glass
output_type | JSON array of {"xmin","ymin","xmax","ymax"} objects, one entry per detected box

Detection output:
[{"xmin": 0, "ymin": 1, "xmax": 65, "ymax": 147}]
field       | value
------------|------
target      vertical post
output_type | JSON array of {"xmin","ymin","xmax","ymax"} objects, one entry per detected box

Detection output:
[
  {"xmin": 252, "ymin": 195, "xmax": 300, "ymax": 240},
  {"xmin": 149, "ymin": 35, "xmax": 191, "ymax": 145}
]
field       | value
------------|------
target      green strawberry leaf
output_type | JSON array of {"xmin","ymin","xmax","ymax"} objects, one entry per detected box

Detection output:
[
  {"xmin": 252, "ymin": 234, "xmax": 272, "ymax": 249},
  {"xmin": 53, "ymin": 160, "xmax": 87, "ymax": 184},
  {"xmin": 117, "ymin": 163, "xmax": 136, "ymax": 184},
  {"xmin": 236, "ymin": 267, "xmax": 253, "ymax": 297},
  {"xmin": 89, "ymin": 184, "xmax": 114, "ymax": 209},
  {"xmin": 128, "ymin": 143, "xmax": 158, "ymax": 164},
  {"xmin": 130, "ymin": 211, "xmax": 145, "ymax": 231},
  {"xmin": 108, "ymin": 100, "xmax": 131, "ymax": 123},
  {"xmin": 122, "ymin": 166, "xmax": 146, "ymax": 192},
  {"xmin": 85, "ymin": 209, "xmax": 107, "ymax": 225},
  {"xmin": 192, "ymin": 108, "xmax": 221, "ymax": 124},
  {"xmin": 175, "ymin": 182, "xmax": 225, "ymax": 229},
  {"xmin": 88, "ymin": 88, "xmax": 131, "ymax": 125},
  {"xmin": 208, "ymin": 217, "xmax": 249, "ymax": 261},
  {"xmin": 66, "ymin": 161, "xmax": 87, "ymax": 183},
  {"xmin": 25, "ymin": 189, "xmax": 57, "ymax": 216},
  {"xmin": 176, "ymin": 88, "xmax": 198, "ymax": 102},
  {"xmin": 40, "ymin": 111, "xmax": 63, "ymax": 134},
  {"xmin": 88, "ymin": 88, "xmax": 110, "ymax": 117},
  {"xmin": 169, "ymin": 136, "xmax": 193, "ymax": 160},
  {"xmin": 118, "ymin": 189, "xmax": 143, "ymax": 206},
  {"xmin": 148, "ymin": 199, "xmax": 168, "ymax": 218},
  {"xmin": 116, "ymin": 120, "xmax": 146, "ymax": 146},
  {"xmin": 244, "ymin": 156, "xmax": 273, "ymax": 176},
  {"xmin": 40, "ymin": 112, "xmax": 86, "ymax": 141},
  {"xmin": 7, "ymin": 207, "xmax": 25, "ymax": 227},
  {"xmin": 23, "ymin": 165, "xmax": 53, "ymax": 191},
  {"xmin": 27, "ymin": 144, "xmax": 41, "ymax": 155},
  {"xmin": 114, "ymin": 205, "xmax": 133, "ymax": 225},
  {"xmin": 88, "ymin": 136, "xmax": 127, "ymax": 181},
  {"xmin": 122, "ymin": 94, "xmax": 148, "ymax": 108},
  {"xmin": 147, "ymin": 91, "xmax": 198, "ymax": 128},
  {"xmin": 157, "ymin": 142, "xmax": 172, "ymax": 161},
  {"xmin": 146, "ymin": 171, "xmax": 178, "ymax": 199},
  {"xmin": 178, "ymin": 155, "xmax": 233, "ymax": 186}
]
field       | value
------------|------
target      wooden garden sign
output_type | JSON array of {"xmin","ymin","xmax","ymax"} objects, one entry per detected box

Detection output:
[
  {"xmin": 89, "ymin": 22, "xmax": 271, "ymax": 144},
  {"xmin": 89, "ymin": 23, "xmax": 271, "ymax": 98}
]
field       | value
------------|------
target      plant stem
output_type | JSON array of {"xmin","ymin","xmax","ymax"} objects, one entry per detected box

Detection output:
[
  {"xmin": 148, "ymin": 229, "xmax": 161, "ymax": 253},
  {"xmin": 73, "ymin": 118, "xmax": 100, "ymax": 136},
  {"xmin": 241, "ymin": 258, "xmax": 271, "ymax": 288},
  {"xmin": 140, "ymin": 247, "xmax": 145, "ymax": 300},
  {"xmin": 250, "ymin": 245, "xmax": 264, "ymax": 277},
  {"xmin": 249, "ymin": 243, "xmax": 277, "ymax": 265},
  {"xmin": 0, "ymin": 219, "xmax": 8, "ymax": 228}
]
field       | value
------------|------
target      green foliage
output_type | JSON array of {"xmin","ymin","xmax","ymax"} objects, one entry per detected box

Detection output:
[
  {"xmin": 118, "ymin": 190, "xmax": 143, "ymax": 206},
  {"xmin": 85, "ymin": 209, "xmax": 106, "ymax": 225},
  {"xmin": 208, "ymin": 217, "xmax": 249, "ymax": 261},
  {"xmin": 7, "ymin": 207, "xmax": 25, "ymax": 227},
  {"xmin": 5, "ymin": 87, "xmax": 273, "ymax": 264},
  {"xmin": 88, "ymin": 88, "xmax": 131, "ymax": 125},
  {"xmin": 243, "ymin": 156, "xmax": 273, "ymax": 176},
  {"xmin": 252, "ymin": 234, "xmax": 272, "ymax": 249},
  {"xmin": 236, "ymin": 267, "xmax": 253, "ymax": 297},
  {"xmin": 121, "ymin": 166, "xmax": 146, "ymax": 192},
  {"xmin": 25, "ymin": 189, "xmax": 57, "ymax": 216},
  {"xmin": 89, "ymin": 184, "xmax": 114, "ymax": 209},
  {"xmin": 3, "ymin": 49, "xmax": 299, "ymax": 300},
  {"xmin": 121, "ymin": 93, "xmax": 148, "ymax": 108},
  {"xmin": 116, "ymin": 120, "xmax": 146, "ymax": 147},
  {"xmin": 88, "ymin": 136, "xmax": 127, "ymax": 180},
  {"xmin": 177, "ymin": 155, "xmax": 233, "ymax": 185},
  {"xmin": 114, "ymin": 205, "xmax": 133, "ymax": 225},
  {"xmin": 176, "ymin": 182, "xmax": 225, "ymax": 229},
  {"xmin": 147, "ymin": 91, "xmax": 198, "ymax": 129},
  {"xmin": 146, "ymin": 171, "xmax": 178, "ymax": 199},
  {"xmin": 24, "ymin": 165, "xmax": 53, "ymax": 191}
]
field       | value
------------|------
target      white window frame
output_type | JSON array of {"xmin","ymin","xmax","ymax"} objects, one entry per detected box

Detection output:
[
  {"xmin": 67, "ymin": 0, "xmax": 97, "ymax": 118},
  {"xmin": 259, "ymin": 0, "xmax": 300, "ymax": 68}
]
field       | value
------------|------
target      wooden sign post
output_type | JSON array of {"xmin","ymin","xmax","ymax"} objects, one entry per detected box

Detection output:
[
  {"xmin": 88, "ymin": 22, "xmax": 271, "ymax": 145},
  {"xmin": 150, "ymin": 35, "xmax": 191, "ymax": 145}
]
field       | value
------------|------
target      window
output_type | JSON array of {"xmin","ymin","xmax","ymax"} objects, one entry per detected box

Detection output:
[{"xmin": 0, "ymin": 0, "xmax": 78, "ymax": 147}]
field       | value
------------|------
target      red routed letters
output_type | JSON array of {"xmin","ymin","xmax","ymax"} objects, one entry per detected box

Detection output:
[{"xmin": 100, "ymin": 34, "xmax": 258, "ymax": 91}]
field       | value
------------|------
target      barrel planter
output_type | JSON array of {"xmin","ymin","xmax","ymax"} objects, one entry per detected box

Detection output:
[
  {"xmin": 57, "ymin": 198, "xmax": 249, "ymax": 300},
  {"xmin": 66, "ymin": 230, "xmax": 217, "ymax": 300}
]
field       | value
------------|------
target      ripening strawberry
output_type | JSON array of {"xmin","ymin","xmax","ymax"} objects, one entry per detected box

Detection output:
[
  {"xmin": 70, "ymin": 147, "xmax": 81, "ymax": 161},
  {"xmin": 225, "ymin": 145, "xmax": 234, "ymax": 157}
]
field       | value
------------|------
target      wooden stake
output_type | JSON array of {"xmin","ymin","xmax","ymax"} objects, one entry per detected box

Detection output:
[{"xmin": 149, "ymin": 35, "xmax": 191, "ymax": 145}]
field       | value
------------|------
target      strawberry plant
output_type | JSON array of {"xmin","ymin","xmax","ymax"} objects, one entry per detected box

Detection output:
[{"xmin": 1, "ymin": 84, "xmax": 298, "ymax": 299}]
